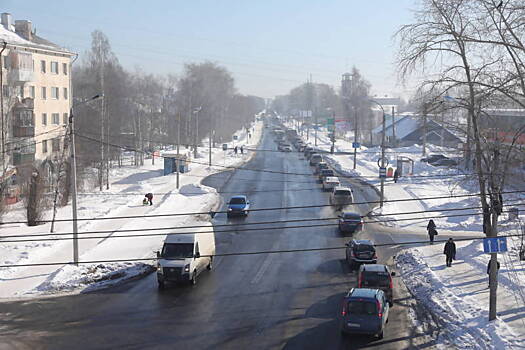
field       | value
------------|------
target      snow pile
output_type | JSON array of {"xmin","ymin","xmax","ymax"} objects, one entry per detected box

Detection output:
[
  {"xmin": 179, "ymin": 183, "xmax": 212, "ymax": 196},
  {"xmin": 397, "ymin": 240, "xmax": 525, "ymax": 349}
]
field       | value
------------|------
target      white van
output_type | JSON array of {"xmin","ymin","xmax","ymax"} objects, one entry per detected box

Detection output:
[
  {"xmin": 156, "ymin": 224, "xmax": 216, "ymax": 288},
  {"xmin": 323, "ymin": 176, "xmax": 340, "ymax": 191},
  {"xmin": 330, "ymin": 186, "xmax": 353, "ymax": 207}
]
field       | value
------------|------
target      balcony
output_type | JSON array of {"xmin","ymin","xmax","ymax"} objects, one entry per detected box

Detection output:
[
  {"xmin": 7, "ymin": 51, "xmax": 34, "ymax": 82},
  {"xmin": 8, "ymin": 68, "xmax": 34, "ymax": 83},
  {"xmin": 12, "ymin": 125, "xmax": 35, "ymax": 137},
  {"xmin": 13, "ymin": 152, "xmax": 35, "ymax": 166}
]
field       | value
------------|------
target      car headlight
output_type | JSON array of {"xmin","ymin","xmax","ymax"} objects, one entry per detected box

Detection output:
[
  {"xmin": 157, "ymin": 263, "xmax": 163, "ymax": 272},
  {"xmin": 184, "ymin": 264, "xmax": 190, "ymax": 272},
  {"xmin": 228, "ymin": 208, "xmax": 233, "ymax": 211}
]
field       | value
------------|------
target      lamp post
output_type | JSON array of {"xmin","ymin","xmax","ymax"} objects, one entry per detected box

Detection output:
[
  {"xmin": 193, "ymin": 106, "xmax": 202, "ymax": 159},
  {"xmin": 370, "ymin": 99, "xmax": 386, "ymax": 207},
  {"xmin": 70, "ymin": 94, "xmax": 103, "ymax": 265}
]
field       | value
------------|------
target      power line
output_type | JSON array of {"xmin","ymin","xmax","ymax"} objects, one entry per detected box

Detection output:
[
  {"xmin": 2, "ymin": 205, "xmax": 524, "ymax": 243},
  {"xmin": 2, "ymin": 232, "xmax": 523, "ymax": 268},
  {"xmin": 1, "ymin": 188, "xmax": 524, "ymax": 226}
]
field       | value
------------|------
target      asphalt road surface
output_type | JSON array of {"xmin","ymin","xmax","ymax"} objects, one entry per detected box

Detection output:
[{"xmin": 0, "ymin": 129, "xmax": 439, "ymax": 350}]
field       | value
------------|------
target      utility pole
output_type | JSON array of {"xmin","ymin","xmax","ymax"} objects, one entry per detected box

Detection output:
[
  {"xmin": 354, "ymin": 105, "xmax": 358, "ymax": 169},
  {"xmin": 392, "ymin": 106, "xmax": 396, "ymax": 148},
  {"xmin": 0, "ymin": 42, "xmax": 6, "ymax": 172},
  {"xmin": 422, "ymin": 103, "xmax": 428, "ymax": 156},
  {"xmin": 209, "ymin": 129, "xmax": 212, "ymax": 167},
  {"xmin": 380, "ymin": 107, "xmax": 386, "ymax": 207},
  {"xmin": 193, "ymin": 107, "xmax": 201, "ymax": 159},
  {"xmin": 176, "ymin": 112, "xmax": 181, "ymax": 189},
  {"xmin": 70, "ymin": 94, "xmax": 102, "ymax": 265}
]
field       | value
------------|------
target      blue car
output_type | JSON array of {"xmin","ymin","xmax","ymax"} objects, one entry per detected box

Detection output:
[
  {"xmin": 340, "ymin": 288, "xmax": 390, "ymax": 339},
  {"xmin": 227, "ymin": 195, "xmax": 250, "ymax": 217}
]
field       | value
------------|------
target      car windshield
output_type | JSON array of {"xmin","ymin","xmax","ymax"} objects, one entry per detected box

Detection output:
[
  {"xmin": 322, "ymin": 170, "xmax": 334, "ymax": 175},
  {"xmin": 230, "ymin": 197, "xmax": 246, "ymax": 204},
  {"xmin": 161, "ymin": 243, "xmax": 194, "ymax": 259},
  {"xmin": 343, "ymin": 213, "xmax": 360, "ymax": 220},
  {"xmin": 355, "ymin": 244, "xmax": 374, "ymax": 252},
  {"xmin": 362, "ymin": 272, "xmax": 390, "ymax": 287},
  {"xmin": 346, "ymin": 301, "xmax": 377, "ymax": 315},
  {"xmin": 335, "ymin": 190, "xmax": 351, "ymax": 196}
]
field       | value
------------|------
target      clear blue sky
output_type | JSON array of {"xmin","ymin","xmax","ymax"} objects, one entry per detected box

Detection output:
[{"xmin": 2, "ymin": 0, "xmax": 416, "ymax": 99}]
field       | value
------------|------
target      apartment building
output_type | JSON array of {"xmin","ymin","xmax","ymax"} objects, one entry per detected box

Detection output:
[{"xmin": 0, "ymin": 12, "xmax": 73, "ymax": 177}]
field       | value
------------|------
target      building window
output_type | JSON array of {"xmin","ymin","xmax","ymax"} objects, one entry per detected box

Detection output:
[
  {"xmin": 16, "ymin": 85, "xmax": 23, "ymax": 98},
  {"xmin": 40, "ymin": 60, "xmax": 46, "ymax": 73},
  {"xmin": 63, "ymin": 87, "xmax": 68, "ymax": 100},
  {"xmin": 42, "ymin": 113, "xmax": 47, "ymax": 126},
  {"xmin": 41, "ymin": 86, "xmax": 46, "ymax": 99},
  {"xmin": 52, "ymin": 138, "xmax": 60, "ymax": 152},
  {"xmin": 51, "ymin": 87, "xmax": 59, "ymax": 99},
  {"xmin": 63, "ymin": 63, "xmax": 68, "ymax": 75},
  {"xmin": 50, "ymin": 61, "xmax": 59, "ymax": 74},
  {"xmin": 42, "ymin": 140, "xmax": 48, "ymax": 153},
  {"xmin": 30, "ymin": 86, "xmax": 35, "ymax": 98},
  {"xmin": 63, "ymin": 113, "xmax": 68, "ymax": 125},
  {"xmin": 52, "ymin": 113, "xmax": 60, "ymax": 125}
]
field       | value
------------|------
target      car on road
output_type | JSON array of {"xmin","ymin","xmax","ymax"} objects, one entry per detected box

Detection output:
[
  {"xmin": 421, "ymin": 154, "xmax": 447, "ymax": 164},
  {"xmin": 278, "ymin": 142, "xmax": 292, "ymax": 151},
  {"xmin": 156, "ymin": 229, "xmax": 215, "ymax": 288},
  {"xmin": 303, "ymin": 146, "xmax": 314, "ymax": 157},
  {"xmin": 357, "ymin": 264, "xmax": 395, "ymax": 306},
  {"xmin": 346, "ymin": 239, "xmax": 377, "ymax": 269},
  {"xmin": 318, "ymin": 168, "xmax": 335, "ymax": 182},
  {"xmin": 309, "ymin": 153, "xmax": 323, "ymax": 166},
  {"xmin": 340, "ymin": 288, "xmax": 390, "ymax": 339},
  {"xmin": 322, "ymin": 176, "xmax": 340, "ymax": 191},
  {"xmin": 314, "ymin": 161, "xmax": 328, "ymax": 174},
  {"xmin": 330, "ymin": 186, "xmax": 353, "ymax": 208},
  {"xmin": 338, "ymin": 211, "xmax": 363, "ymax": 233},
  {"xmin": 281, "ymin": 145, "xmax": 292, "ymax": 152},
  {"xmin": 227, "ymin": 195, "xmax": 250, "ymax": 217},
  {"xmin": 432, "ymin": 158, "xmax": 458, "ymax": 166}
]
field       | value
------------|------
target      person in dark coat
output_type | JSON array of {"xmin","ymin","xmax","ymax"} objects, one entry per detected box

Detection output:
[
  {"xmin": 427, "ymin": 219, "xmax": 437, "ymax": 244},
  {"xmin": 234, "ymin": 146, "xmax": 238, "ymax": 154},
  {"xmin": 240, "ymin": 145, "xmax": 244, "ymax": 154},
  {"xmin": 145, "ymin": 193, "xmax": 153, "ymax": 206},
  {"xmin": 443, "ymin": 238, "xmax": 456, "ymax": 267},
  {"xmin": 487, "ymin": 259, "xmax": 501, "ymax": 288},
  {"xmin": 393, "ymin": 168, "xmax": 400, "ymax": 183}
]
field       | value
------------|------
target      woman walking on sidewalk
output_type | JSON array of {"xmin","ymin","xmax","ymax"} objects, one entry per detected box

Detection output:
[{"xmin": 427, "ymin": 219, "xmax": 437, "ymax": 244}]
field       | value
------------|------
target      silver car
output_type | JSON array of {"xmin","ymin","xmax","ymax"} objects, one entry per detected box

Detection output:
[{"xmin": 330, "ymin": 186, "xmax": 353, "ymax": 208}]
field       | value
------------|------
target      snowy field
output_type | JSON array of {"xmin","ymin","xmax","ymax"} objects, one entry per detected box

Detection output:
[
  {"xmin": 291, "ymin": 122, "xmax": 525, "ymax": 348},
  {"xmin": 0, "ymin": 121, "xmax": 263, "ymax": 298}
]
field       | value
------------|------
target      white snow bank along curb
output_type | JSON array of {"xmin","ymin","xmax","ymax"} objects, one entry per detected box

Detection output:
[{"xmin": 396, "ymin": 249, "xmax": 524, "ymax": 350}]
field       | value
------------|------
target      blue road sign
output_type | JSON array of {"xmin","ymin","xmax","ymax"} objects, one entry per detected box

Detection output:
[
  {"xmin": 483, "ymin": 237, "xmax": 508, "ymax": 253},
  {"xmin": 352, "ymin": 142, "xmax": 360, "ymax": 148},
  {"xmin": 379, "ymin": 167, "xmax": 387, "ymax": 179}
]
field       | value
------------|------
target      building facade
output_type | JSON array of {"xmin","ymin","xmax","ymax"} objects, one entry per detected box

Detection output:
[{"xmin": 1, "ymin": 12, "xmax": 73, "ymax": 178}]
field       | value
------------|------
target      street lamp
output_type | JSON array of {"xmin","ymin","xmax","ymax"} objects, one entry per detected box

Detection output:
[
  {"xmin": 193, "ymin": 106, "xmax": 202, "ymax": 159},
  {"xmin": 70, "ymin": 94, "xmax": 103, "ymax": 265},
  {"xmin": 370, "ymin": 99, "xmax": 386, "ymax": 208}
]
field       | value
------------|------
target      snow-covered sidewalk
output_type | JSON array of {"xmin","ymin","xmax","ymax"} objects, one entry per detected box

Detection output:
[{"xmin": 0, "ymin": 121, "xmax": 263, "ymax": 298}]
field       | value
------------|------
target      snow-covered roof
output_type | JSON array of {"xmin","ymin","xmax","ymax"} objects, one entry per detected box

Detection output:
[{"xmin": 0, "ymin": 25, "xmax": 72, "ymax": 54}]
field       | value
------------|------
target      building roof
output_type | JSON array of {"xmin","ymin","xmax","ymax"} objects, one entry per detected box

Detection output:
[{"xmin": 0, "ymin": 25, "xmax": 72, "ymax": 55}]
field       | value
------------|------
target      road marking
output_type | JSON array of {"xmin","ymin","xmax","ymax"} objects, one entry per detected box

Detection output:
[{"xmin": 251, "ymin": 253, "xmax": 273, "ymax": 284}]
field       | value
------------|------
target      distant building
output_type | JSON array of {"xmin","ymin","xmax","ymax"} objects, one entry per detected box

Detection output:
[
  {"xmin": 1, "ymin": 12, "xmax": 74, "ymax": 178},
  {"xmin": 371, "ymin": 114, "xmax": 463, "ymax": 148}
]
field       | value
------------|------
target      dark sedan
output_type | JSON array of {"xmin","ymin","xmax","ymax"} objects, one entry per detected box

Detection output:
[{"xmin": 338, "ymin": 212, "xmax": 364, "ymax": 234}]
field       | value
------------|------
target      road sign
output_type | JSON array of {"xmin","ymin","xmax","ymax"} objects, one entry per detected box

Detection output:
[
  {"xmin": 222, "ymin": 143, "xmax": 228, "ymax": 151},
  {"xmin": 379, "ymin": 167, "xmax": 387, "ymax": 178},
  {"xmin": 352, "ymin": 142, "xmax": 360, "ymax": 149},
  {"xmin": 327, "ymin": 118, "xmax": 334, "ymax": 126},
  {"xmin": 483, "ymin": 237, "xmax": 508, "ymax": 253},
  {"xmin": 233, "ymin": 135, "xmax": 238, "ymax": 140}
]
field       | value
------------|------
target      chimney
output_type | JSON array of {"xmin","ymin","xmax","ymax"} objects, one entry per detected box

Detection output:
[
  {"xmin": 1, "ymin": 13, "xmax": 13, "ymax": 31},
  {"xmin": 15, "ymin": 20, "xmax": 32, "ymax": 41}
]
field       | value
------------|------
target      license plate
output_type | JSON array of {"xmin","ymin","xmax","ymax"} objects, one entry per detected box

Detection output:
[{"xmin": 347, "ymin": 323, "xmax": 360, "ymax": 327}]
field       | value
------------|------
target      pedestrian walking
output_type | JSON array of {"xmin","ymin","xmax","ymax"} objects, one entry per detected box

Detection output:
[
  {"xmin": 145, "ymin": 193, "xmax": 153, "ymax": 206},
  {"xmin": 487, "ymin": 259, "xmax": 501, "ymax": 288},
  {"xmin": 393, "ymin": 168, "xmax": 400, "ymax": 183},
  {"xmin": 427, "ymin": 219, "xmax": 437, "ymax": 244},
  {"xmin": 240, "ymin": 145, "xmax": 244, "ymax": 154},
  {"xmin": 234, "ymin": 146, "xmax": 238, "ymax": 154},
  {"xmin": 443, "ymin": 238, "xmax": 456, "ymax": 267}
]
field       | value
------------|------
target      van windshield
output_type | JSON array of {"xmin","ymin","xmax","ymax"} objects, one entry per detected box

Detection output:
[
  {"xmin": 335, "ymin": 190, "xmax": 351, "ymax": 196},
  {"xmin": 347, "ymin": 301, "xmax": 377, "ymax": 315},
  {"xmin": 162, "ymin": 243, "xmax": 194, "ymax": 259},
  {"xmin": 361, "ymin": 272, "xmax": 390, "ymax": 287}
]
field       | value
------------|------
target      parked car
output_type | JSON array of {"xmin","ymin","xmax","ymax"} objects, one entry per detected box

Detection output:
[
  {"xmin": 432, "ymin": 158, "xmax": 458, "ymax": 166},
  {"xmin": 323, "ymin": 176, "xmax": 340, "ymax": 191},
  {"xmin": 421, "ymin": 154, "xmax": 447, "ymax": 163},
  {"xmin": 156, "ymin": 228, "xmax": 215, "ymax": 288},
  {"xmin": 318, "ymin": 168, "xmax": 335, "ymax": 182},
  {"xmin": 338, "ymin": 211, "xmax": 364, "ymax": 233},
  {"xmin": 357, "ymin": 264, "xmax": 395, "ymax": 306},
  {"xmin": 346, "ymin": 239, "xmax": 377, "ymax": 269},
  {"xmin": 227, "ymin": 195, "xmax": 250, "ymax": 217},
  {"xmin": 314, "ymin": 162, "xmax": 328, "ymax": 174},
  {"xmin": 310, "ymin": 153, "xmax": 323, "ymax": 166},
  {"xmin": 340, "ymin": 288, "xmax": 390, "ymax": 339},
  {"xmin": 330, "ymin": 186, "xmax": 353, "ymax": 208}
]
